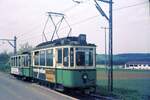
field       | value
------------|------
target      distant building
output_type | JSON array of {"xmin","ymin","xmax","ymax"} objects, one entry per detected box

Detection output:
[{"xmin": 124, "ymin": 61, "xmax": 150, "ymax": 70}]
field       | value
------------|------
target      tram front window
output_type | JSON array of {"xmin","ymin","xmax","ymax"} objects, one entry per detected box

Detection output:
[
  {"xmin": 76, "ymin": 48, "xmax": 93, "ymax": 67},
  {"xmin": 76, "ymin": 51, "xmax": 85, "ymax": 66}
]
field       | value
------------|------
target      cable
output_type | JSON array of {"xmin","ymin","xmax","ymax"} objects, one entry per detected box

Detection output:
[
  {"xmin": 17, "ymin": 5, "xmax": 79, "ymax": 39},
  {"xmin": 17, "ymin": 1, "xmax": 148, "ymax": 42},
  {"xmin": 17, "ymin": 24, "xmax": 41, "ymax": 39},
  {"xmin": 42, "ymin": 16, "xmax": 49, "ymax": 42},
  {"xmin": 19, "ymin": 33, "xmax": 42, "ymax": 42},
  {"xmin": 62, "ymin": 0, "xmax": 90, "ymax": 13},
  {"xmin": 62, "ymin": 4, "xmax": 79, "ymax": 13},
  {"xmin": 61, "ymin": 1, "xmax": 148, "ymax": 29},
  {"xmin": 114, "ymin": 1, "xmax": 148, "ymax": 11}
]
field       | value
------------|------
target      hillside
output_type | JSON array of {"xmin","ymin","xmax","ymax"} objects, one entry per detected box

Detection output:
[{"xmin": 96, "ymin": 53, "xmax": 150, "ymax": 65}]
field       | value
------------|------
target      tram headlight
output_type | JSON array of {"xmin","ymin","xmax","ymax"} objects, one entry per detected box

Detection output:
[
  {"xmin": 83, "ymin": 75, "xmax": 87, "ymax": 79},
  {"xmin": 82, "ymin": 73, "xmax": 88, "ymax": 80}
]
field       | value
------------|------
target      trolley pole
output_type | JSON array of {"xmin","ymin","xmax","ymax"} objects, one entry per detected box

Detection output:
[{"xmin": 0, "ymin": 36, "xmax": 17, "ymax": 55}]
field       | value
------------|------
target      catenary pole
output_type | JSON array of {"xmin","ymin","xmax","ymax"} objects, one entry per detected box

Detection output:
[
  {"xmin": 72, "ymin": 0, "xmax": 113, "ymax": 93},
  {"xmin": 0, "ymin": 36, "xmax": 17, "ymax": 55}
]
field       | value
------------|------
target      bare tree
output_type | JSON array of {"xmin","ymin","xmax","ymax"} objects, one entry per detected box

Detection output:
[{"xmin": 18, "ymin": 42, "xmax": 33, "ymax": 54}]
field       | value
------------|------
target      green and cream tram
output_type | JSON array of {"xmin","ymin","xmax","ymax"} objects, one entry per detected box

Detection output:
[
  {"xmin": 32, "ymin": 34, "xmax": 96, "ymax": 91},
  {"xmin": 10, "ymin": 53, "xmax": 32, "ymax": 80}
]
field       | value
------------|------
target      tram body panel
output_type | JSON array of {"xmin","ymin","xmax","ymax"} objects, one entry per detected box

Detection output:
[
  {"xmin": 56, "ymin": 69, "xmax": 96, "ymax": 88},
  {"xmin": 21, "ymin": 67, "xmax": 32, "ymax": 77},
  {"xmin": 11, "ymin": 67, "xmax": 20, "ymax": 75}
]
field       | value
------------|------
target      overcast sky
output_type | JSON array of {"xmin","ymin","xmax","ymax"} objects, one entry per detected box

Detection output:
[{"xmin": 0, "ymin": 0, "xmax": 149, "ymax": 54}]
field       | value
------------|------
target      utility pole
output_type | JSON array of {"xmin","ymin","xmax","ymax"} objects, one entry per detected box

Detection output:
[
  {"xmin": 101, "ymin": 27, "xmax": 113, "ymax": 92},
  {"xmin": 101, "ymin": 27, "xmax": 109, "ymax": 69},
  {"xmin": 94, "ymin": 0, "xmax": 113, "ymax": 93},
  {"xmin": 149, "ymin": 0, "xmax": 150, "ymax": 16},
  {"xmin": 0, "ymin": 36, "xmax": 17, "ymax": 55},
  {"xmin": 108, "ymin": 0, "xmax": 113, "ymax": 92}
]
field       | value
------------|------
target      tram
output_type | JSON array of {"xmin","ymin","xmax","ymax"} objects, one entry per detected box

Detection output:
[{"xmin": 10, "ymin": 34, "xmax": 96, "ymax": 92}]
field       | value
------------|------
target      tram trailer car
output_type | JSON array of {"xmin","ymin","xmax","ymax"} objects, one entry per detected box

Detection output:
[
  {"xmin": 10, "ymin": 53, "xmax": 32, "ymax": 81},
  {"xmin": 10, "ymin": 34, "xmax": 96, "ymax": 92}
]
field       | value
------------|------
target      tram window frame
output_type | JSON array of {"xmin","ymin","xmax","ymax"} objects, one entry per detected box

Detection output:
[
  {"xmin": 70, "ymin": 48, "xmax": 74, "ymax": 67},
  {"xmin": 28, "ymin": 56, "xmax": 31, "ymax": 67},
  {"xmin": 57, "ymin": 48, "xmax": 62, "ymax": 64},
  {"xmin": 22, "ymin": 56, "xmax": 26, "ymax": 67},
  {"xmin": 16, "ymin": 57, "xmax": 18, "ymax": 67},
  {"xmin": 25, "ymin": 55, "xmax": 29, "ymax": 67},
  {"xmin": 13, "ymin": 57, "xmax": 14, "ymax": 67},
  {"xmin": 89, "ymin": 49, "xmax": 93, "ymax": 66},
  {"xmin": 13, "ymin": 58, "xmax": 15, "ymax": 66},
  {"xmin": 40, "ymin": 50, "xmax": 46, "ymax": 66},
  {"xmin": 34, "ymin": 51, "xmax": 40, "ymax": 66},
  {"xmin": 20, "ymin": 56, "xmax": 22, "ymax": 66},
  {"xmin": 10, "ymin": 58, "xmax": 12, "ymax": 66},
  {"xmin": 11, "ymin": 58, "xmax": 12, "ymax": 66},
  {"xmin": 76, "ymin": 47, "xmax": 94, "ymax": 67},
  {"xmin": 76, "ymin": 51, "xmax": 85, "ymax": 66},
  {"xmin": 18, "ymin": 56, "xmax": 21, "ymax": 67},
  {"xmin": 16, "ymin": 57, "xmax": 19, "ymax": 67},
  {"xmin": 63, "ymin": 48, "xmax": 69, "ymax": 67},
  {"xmin": 46, "ymin": 49, "xmax": 53, "ymax": 67},
  {"xmin": 14, "ymin": 57, "xmax": 16, "ymax": 67}
]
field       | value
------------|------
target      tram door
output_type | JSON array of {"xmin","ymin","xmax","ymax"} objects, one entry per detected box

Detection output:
[
  {"xmin": 45, "ymin": 49, "xmax": 55, "ymax": 83},
  {"xmin": 56, "ymin": 48, "xmax": 63, "ymax": 84}
]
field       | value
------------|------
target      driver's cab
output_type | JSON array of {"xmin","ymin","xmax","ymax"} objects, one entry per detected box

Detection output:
[{"xmin": 56, "ymin": 46, "xmax": 96, "ymax": 69}]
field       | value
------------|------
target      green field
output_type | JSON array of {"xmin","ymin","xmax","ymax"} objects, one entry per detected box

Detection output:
[{"xmin": 96, "ymin": 67, "xmax": 150, "ymax": 100}]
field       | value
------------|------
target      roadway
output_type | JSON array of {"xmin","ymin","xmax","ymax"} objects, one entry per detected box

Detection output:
[{"xmin": 0, "ymin": 72, "xmax": 77, "ymax": 100}]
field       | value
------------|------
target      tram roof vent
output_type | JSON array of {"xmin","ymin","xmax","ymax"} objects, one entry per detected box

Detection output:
[{"xmin": 78, "ymin": 34, "xmax": 87, "ymax": 45}]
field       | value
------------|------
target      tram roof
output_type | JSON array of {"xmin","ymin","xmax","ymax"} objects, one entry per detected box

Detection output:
[{"xmin": 34, "ymin": 34, "xmax": 96, "ymax": 50}]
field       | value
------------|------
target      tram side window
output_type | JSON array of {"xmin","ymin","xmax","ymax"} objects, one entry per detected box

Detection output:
[
  {"xmin": 35, "ymin": 51, "xmax": 39, "ymax": 65},
  {"xmin": 40, "ymin": 51, "xmax": 46, "ymax": 66},
  {"xmin": 10, "ymin": 58, "xmax": 12, "ymax": 66},
  {"xmin": 14, "ymin": 58, "xmax": 15, "ymax": 66},
  {"xmin": 46, "ymin": 49, "xmax": 53, "ymax": 66},
  {"xmin": 89, "ymin": 51, "xmax": 93, "ymax": 66},
  {"xmin": 76, "ymin": 51, "xmax": 85, "ymax": 66},
  {"xmin": 25, "ymin": 56, "xmax": 29, "ymax": 66},
  {"xmin": 14, "ymin": 57, "xmax": 16, "ymax": 67},
  {"xmin": 70, "ymin": 48, "xmax": 74, "ymax": 67},
  {"xmin": 63, "ymin": 48, "xmax": 68, "ymax": 67},
  {"xmin": 57, "ymin": 48, "xmax": 62, "ymax": 64},
  {"xmin": 23, "ymin": 56, "xmax": 25, "ymax": 66},
  {"xmin": 13, "ymin": 58, "xmax": 15, "ymax": 66},
  {"xmin": 18, "ymin": 57, "xmax": 21, "ymax": 67},
  {"xmin": 16, "ymin": 57, "xmax": 19, "ymax": 67},
  {"xmin": 28, "ymin": 56, "xmax": 31, "ymax": 66},
  {"xmin": 10, "ymin": 58, "xmax": 14, "ymax": 66},
  {"xmin": 85, "ymin": 51, "xmax": 89, "ymax": 66}
]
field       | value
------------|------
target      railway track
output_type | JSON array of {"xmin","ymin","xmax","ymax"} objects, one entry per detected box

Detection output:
[
  {"xmin": 30, "ymin": 82, "xmax": 114, "ymax": 100},
  {"xmin": 52, "ymin": 86, "xmax": 118, "ymax": 100},
  {"xmin": 11, "ymin": 74, "xmax": 117, "ymax": 100}
]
